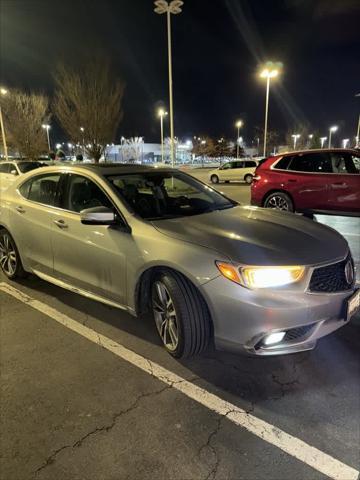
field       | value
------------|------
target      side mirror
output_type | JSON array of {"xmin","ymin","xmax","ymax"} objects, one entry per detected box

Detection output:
[
  {"xmin": 10, "ymin": 169, "xmax": 18, "ymax": 176},
  {"xmin": 80, "ymin": 206, "xmax": 117, "ymax": 225}
]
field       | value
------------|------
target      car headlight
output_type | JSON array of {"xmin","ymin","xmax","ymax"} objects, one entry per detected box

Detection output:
[{"xmin": 216, "ymin": 262, "xmax": 305, "ymax": 289}]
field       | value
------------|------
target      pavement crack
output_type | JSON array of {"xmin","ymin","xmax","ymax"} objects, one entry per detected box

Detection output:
[
  {"xmin": 271, "ymin": 373, "xmax": 299, "ymax": 400},
  {"xmin": 33, "ymin": 384, "xmax": 171, "ymax": 476}
]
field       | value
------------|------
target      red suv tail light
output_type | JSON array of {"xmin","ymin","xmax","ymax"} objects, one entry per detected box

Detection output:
[{"xmin": 253, "ymin": 175, "xmax": 261, "ymax": 181}]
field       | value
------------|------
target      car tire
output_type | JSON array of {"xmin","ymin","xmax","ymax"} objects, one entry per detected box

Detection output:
[
  {"xmin": 244, "ymin": 174, "xmax": 253, "ymax": 184},
  {"xmin": 0, "ymin": 228, "xmax": 27, "ymax": 280},
  {"xmin": 210, "ymin": 175, "xmax": 219, "ymax": 184},
  {"xmin": 151, "ymin": 270, "xmax": 211, "ymax": 358},
  {"xmin": 264, "ymin": 192, "xmax": 294, "ymax": 212}
]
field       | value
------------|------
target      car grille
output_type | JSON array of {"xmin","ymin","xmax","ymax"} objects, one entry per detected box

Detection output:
[
  {"xmin": 284, "ymin": 325, "xmax": 315, "ymax": 342},
  {"xmin": 309, "ymin": 255, "xmax": 354, "ymax": 293}
]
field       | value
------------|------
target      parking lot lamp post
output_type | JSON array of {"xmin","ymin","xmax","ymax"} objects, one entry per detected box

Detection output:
[
  {"xmin": 154, "ymin": 0, "xmax": 183, "ymax": 168},
  {"xmin": 292, "ymin": 134, "xmax": 300, "ymax": 150},
  {"xmin": 320, "ymin": 137, "xmax": 327, "ymax": 148},
  {"xmin": 260, "ymin": 67, "xmax": 279, "ymax": 156},
  {"xmin": 235, "ymin": 120, "xmax": 243, "ymax": 159},
  {"xmin": 158, "ymin": 108, "xmax": 168, "ymax": 163},
  {"xmin": 356, "ymin": 114, "xmax": 360, "ymax": 148},
  {"xmin": 328, "ymin": 125, "xmax": 338, "ymax": 148},
  {"xmin": 0, "ymin": 88, "xmax": 9, "ymax": 161},
  {"xmin": 342, "ymin": 138, "xmax": 350, "ymax": 148},
  {"xmin": 42, "ymin": 124, "xmax": 51, "ymax": 151},
  {"xmin": 80, "ymin": 127, "xmax": 85, "ymax": 156}
]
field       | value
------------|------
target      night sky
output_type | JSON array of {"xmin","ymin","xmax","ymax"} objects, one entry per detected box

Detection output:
[{"xmin": 1, "ymin": 0, "xmax": 359, "ymax": 144}]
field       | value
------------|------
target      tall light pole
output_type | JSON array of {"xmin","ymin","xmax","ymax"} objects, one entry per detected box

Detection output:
[
  {"xmin": 342, "ymin": 138, "xmax": 350, "ymax": 148},
  {"xmin": 42, "ymin": 124, "xmax": 51, "ymax": 150},
  {"xmin": 328, "ymin": 125, "xmax": 338, "ymax": 148},
  {"xmin": 235, "ymin": 120, "xmax": 243, "ymax": 159},
  {"xmin": 308, "ymin": 134, "xmax": 313, "ymax": 149},
  {"xmin": 80, "ymin": 127, "xmax": 85, "ymax": 156},
  {"xmin": 320, "ymin": 137, "xmax": 327, "ymax": 148},
  {"xmin": 154, "ymin": 0, "xmax": 183, "ymax": 168},
  {"xmin": 292, "ymin": 134, "xmax": 300, "ymax": 150},
  {"xmin": 0, "ymin": 88, "xmax": 9, "ymax": 161},
  {"xmin": 260, "ymin": 66, "xmax": 279, "ymax": 156},
  {"xmin": 158, "ymin": 108, "xmax": 168, "ymax": 163}
]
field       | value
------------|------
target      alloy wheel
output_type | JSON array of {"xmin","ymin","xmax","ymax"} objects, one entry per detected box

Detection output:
[
  {"xmin": 152, "ymin": 281, "xmax": 179, "ymax": 351},
  {"xmin": 0, "ymin": 232, "xmax": 17, "ymax": 276},
  {"xmin": 266, "ymin": 195, "xmax": 290, "ymax": 211}
]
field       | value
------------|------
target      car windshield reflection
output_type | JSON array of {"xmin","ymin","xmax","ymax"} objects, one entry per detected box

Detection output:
[{"xmin": 106, "ymin": 170, "xmax": 236, "ymax": 220}]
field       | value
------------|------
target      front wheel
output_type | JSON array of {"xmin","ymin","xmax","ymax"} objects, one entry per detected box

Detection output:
[
  {"xmin": 244, "ymin": 174, "xmax": 253, "ymax": 184},
  {"xmin": 0, "ymin": 229, "xmax": 27, "ymax": 279},
  {"xmin": 210, "ymin": 175, "xmax": 219, "ymax": 184},
  {"xmin": 264, "ymin": 192, "xmax": 294, "ymax": 212},
  {"xmin": 151, "ymin": 270, "xmax": 211, "ymax": 358}
]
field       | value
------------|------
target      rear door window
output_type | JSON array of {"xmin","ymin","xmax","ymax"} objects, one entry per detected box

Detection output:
[
  {"xmin": 0, "ymin": 163, "xmax": 11, "ymax": 173},
  {"xmin": 288, "ymin": 153, "xmax": 332, "ymax": 173},
  {"xmin": 245, "ymin": 160, "xmax": 257, "ymax": 168},
  {"xmin": 19, "ymin": 173, "xmax": 62, "ymax": 206}
]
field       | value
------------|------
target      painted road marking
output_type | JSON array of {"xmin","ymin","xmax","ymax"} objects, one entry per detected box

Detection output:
[{"xmin": 0, "ymin": 281, "xmax": 358, "ymax": 480}]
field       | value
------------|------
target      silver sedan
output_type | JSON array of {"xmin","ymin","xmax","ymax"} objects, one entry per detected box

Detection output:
[{"xmin": 0, "ymin": 164, "xmax": 358, "ymax": 357}]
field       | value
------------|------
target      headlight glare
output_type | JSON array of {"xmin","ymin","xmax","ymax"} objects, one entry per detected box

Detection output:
[{"xmin": 239, "ymin": 266, "xmax": 305, "ymax": 288}]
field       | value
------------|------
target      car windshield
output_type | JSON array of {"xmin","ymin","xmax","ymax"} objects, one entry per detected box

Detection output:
[
  {"xmin": 106, "ymin": 170, "xmax": 236, "ymax": 220},
  {"xmin": 17, "ymin": 162, "xmax": 45, "ymax": 173}
]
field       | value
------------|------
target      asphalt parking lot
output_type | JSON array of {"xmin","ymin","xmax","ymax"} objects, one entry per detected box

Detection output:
[{"xmin": 1, "ymin": 176, "xmax": 359, "ymax": 480}]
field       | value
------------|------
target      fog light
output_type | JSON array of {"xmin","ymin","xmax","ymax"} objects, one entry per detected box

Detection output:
[{"xmin": 263, "ymin": 331, "xmax": 286, "ymax": 346}]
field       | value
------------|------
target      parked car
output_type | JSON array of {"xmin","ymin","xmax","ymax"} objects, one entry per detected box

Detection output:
[
  {"xmin": 251, "ymin": 149, "xmax": 360, "ymax": 216},
  {"xmin": 0, "ymin": 160, "xmax": 46, "ymax": 192},
  {"xmin": 0, "ymin": 164, "xmax": 358, "ymax": 358},
  {"xmin": 209, "ymin": 159, "xmax": 258, "ymax": 184}
]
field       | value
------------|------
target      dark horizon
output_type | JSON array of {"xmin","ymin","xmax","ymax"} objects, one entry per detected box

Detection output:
[{"xmin": 1, "ymin": 0, "xmax": 359, "ymax": 145}]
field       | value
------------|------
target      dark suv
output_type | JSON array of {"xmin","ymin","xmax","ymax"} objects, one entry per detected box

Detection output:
[{"xmin": 251, "ymin": 149, "xmax": 360, "ymax": 216}]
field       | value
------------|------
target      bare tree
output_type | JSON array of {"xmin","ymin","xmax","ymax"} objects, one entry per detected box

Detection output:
[
  {"xmin": 122, "ymin": 137, "xmax": 144, "ymax": 163},
  {"xmin": 1, "ymin": 89, "xmax": 49, "ymax": 159},
  {"xmin": 53, "ymin": 55, "xmax": 125, "ymax": 162}
]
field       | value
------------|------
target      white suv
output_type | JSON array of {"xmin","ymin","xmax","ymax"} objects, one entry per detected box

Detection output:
[{"xmin": 209, "ymin": 159, "xmax": 258, "ymax": 184}]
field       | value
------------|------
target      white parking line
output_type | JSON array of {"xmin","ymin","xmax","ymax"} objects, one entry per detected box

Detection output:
[{"xmin": 1, "ymin": 281, "xmax": 358, "ymax": 480}]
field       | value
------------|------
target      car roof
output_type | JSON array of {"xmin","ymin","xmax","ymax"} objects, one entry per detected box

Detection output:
[
  {"xmin": 277, "ymin": 148, "xmax": 358, "ymax": 157},
  {"xmin": 20, "ymin": 162, "xmax": 173, "ymax": 176}
]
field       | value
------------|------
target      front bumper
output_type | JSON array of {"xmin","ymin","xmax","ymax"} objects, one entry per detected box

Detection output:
[{"xmin": 200, "ymin": 275, "xmax": 355, "ymax": 356}]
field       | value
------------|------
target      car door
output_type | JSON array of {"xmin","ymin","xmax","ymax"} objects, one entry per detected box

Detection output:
[
  {"xmin": 328, "ymin": 152, "xmax": 360, "ymax": 213},
  {"xmin": 284, "ymin": 152, "xmax": 334, "ymax": 210},
  {"xmin": 51, "ymin": 173, "xmax": 128, "ymax": 305},
  {"xmin": 230, "ymin": 161, "xmax": 245, "ymax": 181},
  {"xmin": 8, "ymin": 172, "xmax": 64, "ymax": 275},
  {"xmin": 218, "ymin": 162, "xmax": 233, "ymax": 181}
]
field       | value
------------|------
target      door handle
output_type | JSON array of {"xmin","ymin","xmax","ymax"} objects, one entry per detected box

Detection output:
[
  {"xmin": 15, "ymin": 206, "xmax": 26, "ymax": 214},
  {"xmin": 53, "ymin": 219, "xmax": 68, "ymax": 229}
]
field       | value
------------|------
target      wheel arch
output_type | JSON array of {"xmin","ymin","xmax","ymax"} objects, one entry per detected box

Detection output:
[{"xmin": 134, "ymin": 265, "xmax": 213, "ymax": 333}]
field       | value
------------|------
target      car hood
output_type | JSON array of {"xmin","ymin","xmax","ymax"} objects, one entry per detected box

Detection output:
[{"xmin": 152, "ymin": 206, "xmax": 349, "ymax": 265}]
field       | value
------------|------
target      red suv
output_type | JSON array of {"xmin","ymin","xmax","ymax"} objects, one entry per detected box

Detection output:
[{"xmin": 251, "ymin": 149, "xmax": 360, "ymax": 216}]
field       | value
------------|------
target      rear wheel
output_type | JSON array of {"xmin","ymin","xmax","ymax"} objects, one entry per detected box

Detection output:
[
  {"xmin": 151, "ymin": 270, "xmax": 211, "ymax": 358},
  {"xmin": 210, "ymin": 175, "xmax": 219, "ymax": 184},
  {"xmin": 0, "ymin": 229, "xmax": 27, "ymax": 279},
  {"xmin": 264, "ymin": 192, "xmax": 294, "ymax": 212},
  {"xmin": 244, "ymin": 174, "xmax": 253, "ymax": 184}
]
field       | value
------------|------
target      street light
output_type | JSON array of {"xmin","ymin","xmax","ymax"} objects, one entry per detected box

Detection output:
[
  {"xmin": 328, "ymin": 125, "xmax": 338, "ymax": 148},
  {"xmin": 342, "ymin": 138, "xmax": 350, "ymax": 148},
  {"xmin": 292, "ymin": 134, "xmax": 301, "ymax": 150},
  {"xmin": 42, "ymin": 124, "xmax": 51, "ymax": 150},
  {"xmin": 260, "ymin": 65, "xmax": 280, "ymax": 156},
  {"xmin": 80, "ymin": 127, "xmax": 85, "ymax": 156},
  {"xmin": 158, "ymin": 108, "xmax": 168, "ymax": 163},
  {"xmin": 154, "ymin": 0, "xmax": 183, "ymax": 168},
  {"xmin": 235, "ymin": 120, "xmax": 243, "ymax": 159},
  {"xmin": 320, "ymin": 137, "xmax": 327, "ymax": 148},
  {"xmin": 0, "ymin": 87, "xmax": 9, "ymax": 161}
]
